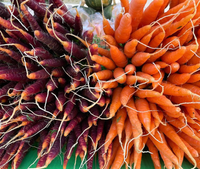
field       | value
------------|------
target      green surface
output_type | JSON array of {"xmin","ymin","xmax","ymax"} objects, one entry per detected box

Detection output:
[{"xmin": 10, "ymin": 146, "xmax": 195, "ymax": 169}]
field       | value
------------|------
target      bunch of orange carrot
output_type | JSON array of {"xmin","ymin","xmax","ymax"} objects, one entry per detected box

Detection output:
[{"xmin": 81, "ymin": 0, "xmax": 200, "ymax": 168}]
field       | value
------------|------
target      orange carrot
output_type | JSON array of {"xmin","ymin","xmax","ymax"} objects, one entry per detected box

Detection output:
[
  {"xmin": 94, "ymin": 80, "xmax": 118, "ymax": 92},
  {"xmin": 131, "ymin": 52, "xmax": 151, "ymax": 67},
  {"xmin": 126, "ymin": 98, "xmax": 143, "ymax": 134},
  {"xmin": 142, "ymin": 63, "xmax": 161, "ymax": 75},
  {"xmin": 124, "ymin": 39, "xmax": 138, "ymax": 58},
  {"xmin": 109, "ymin": 87, "xmax": 123, "ymax": 118},
  {"xmin": 120, "ymin": 85, "xmax": 136, "ymax": 106},
  {"xmin": 130, "ymin": 24, "xmax": 152, "ymax": 40},
  {"xmin": 128, "ymin": 0, "xmax": 147, "ymax": 31},
  {"xmin": 103, "ymin": 17, "xmax": 115, "ymax": 36},
  {"xmin": 113, "ymin": 67, "xmax": 127, "ymax": 84},
  {"xmin": 159, "ymin": 122, "xmax": 197, "ymax": 167},
  {"xmin": 164, "ymin": 62, "xmax": 180, "ymax": 74},
  {"xmin": 187, "ymin": 73, "xmax": 200, "ymax": 83},
  {"xmin": 157, "ymin": 0, "xmax": 170, "ymax": 16},
  {"xmin": 149, "ymin": 103, "xmax": 164, "ymax": 127},
  {"xmin": 110, "ymin": 45, "xmax": 128, "ymax": 67},
  {"xmin": 136, "ymin": 71, "xmax": 155, "ymax": 83},
  {"xmin": 124, "ymin": 64, "xmax": 136, "ymax": 75},
  {"xmin": 148, "ymin": 48, "xmax": 167, "ymax": 62},
  {"xmin": 120, "ymin": 0, "xmax": 129, "ymax": 13},
  {"xmin": 135, "ymin": 98, "xmax": 151, "ymax": 132},
  {"xmin": 116, "ymin": 107, "xmax": 127, "ymax": 140},
  {"xmin": 126, "ymin": 75, "xmax": 149, "ymax": 85},
  {"xmin": 162, "ymin": 36, "xmax": 180, "ymax": 48},
  {"xmin": 139, "ymin": 0, "xmax": 164, "ymax": 27},
  {"xmin": 147, "ymin": 95, "xmax": 175, "ymax": 107},
  {"xmin": 114, "ymin": 13, "xmax": 132, "ymax": 44},
  {"xmin": 161, "ymin": 46, "xmax": 186, "ymax": 64},
  {"xmin": 92, "ymin": 69, "xmax": 113, "ymax": 82},
  {"xmin": 179, "ymin": 63, "xmax": 200, "ymax": 73},
  {"xmin": 167, "ymin": 73, "xmax": 191, "ymax": 85},
  {"xmin": 177, "ymin": 44, "xmax": 199, "ymax": 64},
  {"xmin": 104, "ymin": 116, "xmax": 118, "ymax": 153},
  {"xmin": 136, "ymin": 32, "xmax": 153, "ymax": 52},
  {"xmin": 152, "ymin": 70, "xmax": 165, "ymax": 89},
  {"xmin": 91, "ymin": 54, "xmax": 116, "ymax": 70},
  {"xmin": 114, "ymin": 12, "xmax": 123, "ymax": 30},
  {"xmin": 102, "ymin": 35, "xmax": 119, "ymax": 47},
  {"xmin": 98, "ymin": 47, "xmax": 111, "ymax": 58},
  {"xmin": 135, "ymin": 89, "xmax": 162, "ymax": 98}
]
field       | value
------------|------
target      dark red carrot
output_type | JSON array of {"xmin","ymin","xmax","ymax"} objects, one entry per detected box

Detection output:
[
  {"xmin": 36, "ymin": 154, "xmax": 48, "ymax": 168},
  {"xmin": 46, "ymin": 78, "xmax": 59, "ymax": 91},
  {"xmin": 63, "ymin": 131, "xmax": 76, "ymax": 169},
  {"xmin": 0, "ymin": 51, "xmax": 16, "ymax": 64},
  {"xmin": 35, "ymin": 92, "xmax": 54, "ymax": 103},
  {"xmin": 21, "ymin": 79, "xmax": 48, "ymax": 99},
  {"xmin": 81, "ymin": 118, "xmax": 90, "ymax": 143},
  {"xmin": 88, "ymin": 105, "xmax": 100, "ymax": 126},
  {"xmin": 78, "ymin": 99, "xmax": 89, "ymax": 113},
  {"xmin": 87, "ymin": 135, "xmax": 95, "ymax": 169},
  {"xmin": 27, "ymin": 68, "xmax": 51, "ymax": 79},
  {"xmin": 90, "ymin": 125, "xmax": 97, "ymax": 150},
  {"xmin": 34, "ymin": 30, "xmax": 65, "ymax": 54},
  {"xmin": 53, "ymin": 22, "xmax": 70, "ymax": 35},
  {"xmin": 64, "ymin": 113, "xmax": 85, "ymax": 137},
  {"xmin": 56, "ymin": 9, "xmax": 75, "ymax": 28},
  {"xmin": 74, "ymin": 9, "xmax": 83, "ymax": 36},
  {"xmin": 0, "ymin": 48, "xmax": 22, "ymax": 63},
  {"xmin": 64, "ymin": 64, "xmax": 80, "ymax": 77},
  {"xmin": 82, "ymin": 29, "xmax": 94, "ymax": 44},
  {"xmin": 63, "ymin": 93, "xmax": 76, "ymax": 117},
  {"xmin": 0, "ymin": 68, "xmax": 27, "ymax": 81},
  {"xmin": 55, "ymin": 91, "xmax": 67, "ymax": 111},
  {"xmin": 0, "ymin": 2, "xmax": 10, "ymax": 19},
  {"xmin": 0, "ymin": 81, "xmax": 16, "ymax": 97},
  {"xmin": 26, "ymin": 47, "xmax": 53, "ymax": 59}
]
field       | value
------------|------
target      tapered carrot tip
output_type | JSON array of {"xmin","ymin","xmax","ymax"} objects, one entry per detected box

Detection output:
[
  {"xmin": 34, "ymin": 30, "xmax": 40, "ymax": 37},
  {"xmin": 27, "ymin": 73, "xmax": 36, "ymax": 79}
]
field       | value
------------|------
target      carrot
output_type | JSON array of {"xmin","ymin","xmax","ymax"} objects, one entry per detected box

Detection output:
[
  {"xmin": 136, "ymin": 71, "xmax": 155, "ymax": 83},
  {"xmin": 94, "ymin": 80, "xmax": 118, "ymax": 92},
  {"xmin": 124, "ymin": 39, "xmax": 138, "ymax": 58},
  {"xmin": 164, "ymin": 62, "xmax": 180, "ymax": 74},
  {"xmin": 130, "ymin": 24, "xmax": 152, "ymax": 40},
  {"xmin": 108, "ymin": 45, "xmax": 127, "ymax": 67},
  {"xmin": 104, "ymin": 116, "xmax": 118, "ymax": 153},
  {"xmin": 147, "ymin": 95, "xmax": 174, "ymax": 107},
  {"xmin": 120, "ymin": 85, "xmax": 135, "ymax": 106},
  {"xmin": 123, "ymin": 65, "xmax": 136, "ymax": 77},
  {"xmin": 136, "ymin": 32, "xmax": 153, "ymax": 52},
  {"xmin": 146, "ymin": 31, "xmax": 165, "ymax": 53},
  {"xmin": 27, "ymin": 68, "xmax": 51, "ymax": 79},
  {"xmin": 139, "ymin": 0, "xmax": 164, "ymax": 27},
  {"xmin": 159, "ymin": 122, "xmax": 197, "ymax": 167},
  {"xmin": 92, "ymin": 69, "xmax": 113, "ymax": 82},
  {"xmin": 147, "ymin": 139, "xmax": 162, "ymax": 169},
  {"xmin": 113, "ymin": 67, "xmax": 127, "ymax": 84},
  {"xmin": 102, "ymin": 35, "xmax": 119, "ymax": 47},
  {"xmin": 177, "ymin": 44, "xmax": 199, "ymax": 64},
  {"xmin": 179, "ymin": 63, "xmax": 200, "ymax": 73},
  {"xmin": 149, "ymin": 129, "xmax": 180, "ymax": 166},
  {"xmin": 91, "ymin": 54, "xmax": 116, "ymax": 70},
  {"xmin": 160, "ymin": 148, "xmax": 174, "ymax": 169},
  {"xmin": 161, "ymin": 46, "xmax": 186, "ymax": 64},
  {"xmin": 157, "ymin": 0, "xmax": 170, "ymax": 16},
  {"xmin": 155, "ymin": 81, "xmax": 194, "ymax": 96},
  {"xmin": 152, "ymin": 70, "xmax": 165, "ymax": 89},
  {"xmin": 142, "ymin": 63, "xmax": 161, "ymax": 75},
  {"xmin": 109, "ymin": 87, "xmax": 122, "ymax": 118},
  {"xmin": 162, "ymin": 36, "xmax": 180, "ymax": 48},
  {"xmin": 120, "ymin": 0, "xmax": 129, "ymax": 13},
  {"xmin": 114, "ymin": 12, "xmax": 123, "ymax": 30},
  {"xmin": 126, "ymin": 98, "xmax": 143, "ymax": 134},
  {"xmin": 131, "ymin": 52, "xmax": 151, "ymax": 67},
  {"xmin": 39, "ymin": 58, "xmax": 67, "ymax": 67},
  {"xmin": 165, "ymin": 14, "xmax": 194, "ymax": 37},
  {"xmin": 114, "ymin": 13, "xmax": 132, "ymax": 44},
  {"xmin": 135, "ymin": 89, "xmax": 162, "ymax": 98},
  {"xmin": 126, "ymin": 75, "xmax": 149, "ymax": 85},
  {"xmin": 167, "ymin": 73, "xmax": 191, "ymax": 85},
  {"xmin": 103, "ymin": 17, "xmax": 115, "ymax": 36},
  {"xmin": 149, "ymin": 103, "xmax": 163, "ymax": 127},
  {"xmin": 148, "ymin": 48, "xmax": 167, "ymax": 62},
  {"xmin": 187, "ymin": 73, "xmax": 200, "ymax": 83},
  {"xmin": 128, "ymin": 0, "xmax": 147, "ymax": 31},
  {"xmin": 135, "ymin": 98, "xmax": 151, "ymax": 132}
]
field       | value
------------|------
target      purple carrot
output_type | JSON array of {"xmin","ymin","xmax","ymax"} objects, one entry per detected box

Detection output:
[
  {"xmin": 62, "ymin": 40, "xmax": 87, "ymax": 60},
  {"xmin": 0, "ymin": 68, "xmax": 28, "ymax": 81},
  {"xmin": 63, "ymin": 93, "xmax": 76, "ymax": 117},
  {"xmin": 47, "ymin": 27, "xmax": 70, "ymax": 42},
  {"xmin": 0, "ymin": 142, "xmax": 20, "ymax": 167},
  {"xmin": 22, "ymin": 60, "xmax": 41, "ymax": 72},
  {"xmin": 78, "ymin": 99, "xmax": 89, "ymax": 113},
  {"xmin": 64, "ymin": 64, "xmax": 80, "ymax": 77},
  {"xmin": 74, "ymin": 9, "xmax": 83, "ymax": 36},
  {"xmin": 88, "ymin": 105, "xmax": 100, "ymax": 126},
  {"xmin": 19, "ymin": 120, "xmax": 48, "ymax": 140},
  {"xmin": 26, "ymin": 47, "xmax": 53, "ymax": 59},
  {"xmin": 36, "ymin": 154, "xmax": 48, "ymax": 168},
  {"xmin": 0, "ymin": 51, "xmax": 16, "ymax": 64},
  {"xmin": 51, "ymin": 0, "xmax": 68, "ymax": 12},
  {"xmin": 0, "ymin": 81, "xmax": 16, "ymax": 97},
  {"xmin": 39, "ymin": 58, "xmax": 67, "ymax": 67},
  {"xmin": 96, "ymin": 120, "xmax": 105, "ymax": 146},
  {"xmin": 58, "ymin": 77, "xmax": 67, "ymax": 87},
  {"xmin": 27, "ymin": 68, "xmax": 51, "ymax": 79},
  {"xmin": 82, "ymin": 29, "xmax": 94, "ymax": 45},
  {"xmin": 81, "ymin": 89, "xmax": 100, "ymax": 101},
  {"xmin": 46, "ymin": 78, "xmax": 59, "ymax": 91},
  {"xmin": 64, "ymin": 112, "xmax": 85, "ymax": 137},
  {"xmin": 45, "ymin": 136, "xmax": 65, "ymax": 167},
  {"xmin": 34, "ymin": 30, "xmax": 65, "ymax": 55},
  {"xmin": 51, "ymin": 67, "xmax": 65, "ymax": 77},
  {"xmin": 87, "ymin": 136, "xmax": 95, "ymax": 169},
  {"xmin": 21, "ymin": 79, "xmax": 48, "ymax": 99},
  {"xmin": 56, "ymin": 9, "xmax": 75, "ymax": 28},
  {"xmin": 49, "ymin": 120, "xmax": 61, "ymax": 145},
  {"xmin": 98, "ymin": 134, "xmax": 106, "ymax": 169},
  {"xmin": 35, "ymin": 92, "xmax": 54, "ymax": 103},
  {"xmin": 8, "ymin": 82, "xmax": 24, "ymax": 97},
  {"xmin": 66, "ymin": 106, "xmax": 78, "ymax": 121},
  {"xmin": 53, "ymin": 22, "xmax": 70, "ymax": 35},
  {"xmin": 0, "ymin": 47, "xmax": 22, "ymax": 63},
  {"xmin": 81, "ymin": 118, "xmax": 90, "ymax": 143},
  {"xmin": 63, "ymin": 131, "xmax": 76, "ymax": 169},
  {"xmin": 55, "ymin": 91, "xmax": 67, "ymax": 111},
  {"xmin": 0, "ymin": 2, "xmax": 10, "ymax": 19},
  {"xmin": 90, "ymin": 125, "xmax": 97, "ymax": 150}
]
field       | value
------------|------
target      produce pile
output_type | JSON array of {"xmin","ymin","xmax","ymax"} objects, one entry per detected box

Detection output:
[{"xmin": 1, "ymin": 0, "xmax": 200, "ymax": 168}]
